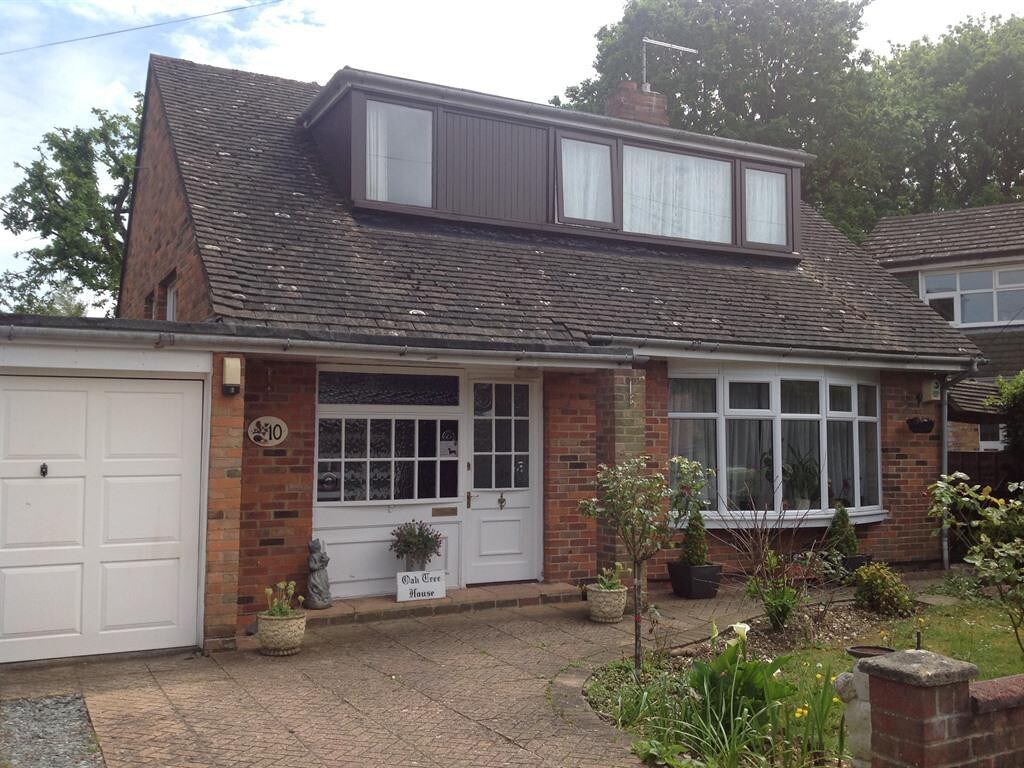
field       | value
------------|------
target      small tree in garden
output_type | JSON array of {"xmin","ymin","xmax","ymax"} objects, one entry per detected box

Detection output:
[
  {"xmin": 985, "ymin": 371, "xmax": 1024, "ymax": 467},
  {"xmin": 672, "ymin": 457, "xmax": 715, "ymax": 566},
  {"xmin": 929, "ymin": 473, "xmax": 1024, "ymax": 657},
  {"xmin": 580, "ymin": 456, "xmax": 683, "ymax": 672},
  {"xmin": 825, "ymin": 502, "xmax": 858, "ymax": 558}
]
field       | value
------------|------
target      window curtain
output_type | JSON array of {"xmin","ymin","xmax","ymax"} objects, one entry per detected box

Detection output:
[
  {"xmin": 669, "ymin": 379, "xmax": 716, "ymax": 413},
  {"xmin": 781, "ymin": 420, "xmax": 820, "ymax": 509},
  {"xmin": 827, "ymin": 421, "xmax": 854, "ymax": 507},
  {"xmin": 670, "ymin": 419, "xmax": 717, "ymax": 503},
  {"xmin": 624, "ymin": 146, "xmax": 732, "ymax": 243},
  {"xmin": 561, "ymin": 139, "xmax": 612, "ymax": 222},
  {"xmin": 745, "ymin": 168, "xmax": 787, "ymax": 245},
  {"xmin": 365, "ymin": 100, "xmax": 432, "ymax": 207},
  {"xmin": 858, "ymin": 422, "xmax": 879, "ymax": 506},
  {"xmin": 726, "ymin": 419, "xmax": 773, "ymax": 510}
]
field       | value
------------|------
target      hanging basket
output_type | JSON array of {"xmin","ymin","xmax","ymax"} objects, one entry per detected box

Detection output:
[{"xmin": 906, "ymin": 417, "xmax": 935, "ymax": 434}]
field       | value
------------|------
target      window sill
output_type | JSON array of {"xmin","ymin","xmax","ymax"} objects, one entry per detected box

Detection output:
[{"xmin": 704, "ymin": 507, "xmax": 888, "ymax": 530}]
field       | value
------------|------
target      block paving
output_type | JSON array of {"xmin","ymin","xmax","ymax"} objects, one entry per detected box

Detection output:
[{"xmin": 1, "ymin": 585, "xmax": 757, "ymax": 767}]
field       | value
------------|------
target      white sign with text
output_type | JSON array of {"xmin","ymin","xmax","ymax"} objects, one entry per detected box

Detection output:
[{"xmin": 396, "ymin": 570, "xmax": 447, "ymax": 602}]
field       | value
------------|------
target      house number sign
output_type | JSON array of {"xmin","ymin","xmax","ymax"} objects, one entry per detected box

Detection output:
[
  {"xmin": 396, "ymin": 570, "xmax": 447, "ymax": 602},
  {"xmin": 247, "ymin": 416, "xmax": 289, "ymax": 447}
]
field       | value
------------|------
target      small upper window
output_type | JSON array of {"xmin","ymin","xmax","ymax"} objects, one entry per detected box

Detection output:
[
  {"xmin": 165, "ymin": 282, "xmax": 177, "ymax": 321},
  {"xmin": 318, "ymin": 371, "xmax": 459, "ymax": 406},
  {"xmin": 922, "ymin": 265, "xmax": 1024, "ymax": 326},
  {"xmin": 559, "ymin": 137, "xmax": 614, "ymax": 224},
  {"xmin": 744, "ymin": 167, "xmax": 788, "ymax": 246},
  {"xmin": 623, "ymin": 146, "xmax": 732, "ymax": 243},
  {"xmin": 366, "ymin": 100, "xmax": 433, "ymax": 207}
]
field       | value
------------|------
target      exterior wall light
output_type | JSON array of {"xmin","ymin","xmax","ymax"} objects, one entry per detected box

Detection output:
[{"xmin": 222, "ymin": 356, "xmax": 242, "ymax": 395}]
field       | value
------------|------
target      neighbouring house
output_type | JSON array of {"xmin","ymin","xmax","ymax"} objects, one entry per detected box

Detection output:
[
  {"xmin": 0, "ymin": 55, "xmax": 980, "ymax": 664},
  {"xmin": 864, "ymin": 202, "xmax": 1024, "ymax": 455}
]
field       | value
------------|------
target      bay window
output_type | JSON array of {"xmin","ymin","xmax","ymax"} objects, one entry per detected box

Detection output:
[{"xmin": 669, "ymin": 372, "xmax": 882, "ymax": 521}]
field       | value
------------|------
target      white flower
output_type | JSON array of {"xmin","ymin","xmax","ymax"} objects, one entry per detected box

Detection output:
[
  {"xmin": 731, "ymin": 622, "xmax": 751, "ymax": 641},
  {"xmin": 773, "ymin": 669, "xmax": 783, "ymax": 679},
  {"xmin": 726, "ymin": 638, "xmax": 739, "ymax": 647}
]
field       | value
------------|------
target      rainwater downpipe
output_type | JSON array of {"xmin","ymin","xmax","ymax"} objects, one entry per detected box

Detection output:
[{"xmin": 939, "ymin": 358, "xmax": 981, "ymax": 570}]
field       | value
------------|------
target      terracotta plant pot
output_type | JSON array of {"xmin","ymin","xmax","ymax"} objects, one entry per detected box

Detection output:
[
  {"xmin": 257, "ymin": 612, "xmax": 306, "ymax": 656},
  {"xmin": 587, "ymin": 586, "xmax": 627, "ymax": 623},
  {"xmin": 667, "ymin": 562, "xmax": 723, "ymax": 599}
]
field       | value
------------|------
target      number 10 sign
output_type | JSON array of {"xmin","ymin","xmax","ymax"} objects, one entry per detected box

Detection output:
[{"xmin": 248, "ymin": 416, "xmax": 289, "ymax": 447}]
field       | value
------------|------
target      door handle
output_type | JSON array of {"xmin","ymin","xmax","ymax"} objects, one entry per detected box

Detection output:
[{"xmin": 466, "ymin": 491, "xmax": 479, "ymax": 509}]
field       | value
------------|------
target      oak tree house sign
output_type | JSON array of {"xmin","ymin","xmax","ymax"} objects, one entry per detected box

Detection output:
[{"xmin": 248, "ymin": 416, "xmax": 289, "ymax": 447}]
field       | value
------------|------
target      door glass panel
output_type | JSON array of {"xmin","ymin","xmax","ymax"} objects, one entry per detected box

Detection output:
[
  {"xmin": 317, "ymin": 461, "xmax": 341, "ymax": 502},
  {"xmin": 344, "ymin": 462, "xmax": 367, "ymax": 501},
  {"xmin": 418, "ymin": 420, "xmax": 437, "ymax": 457},
  {"xmin": 514, "ymin": 384, "xmax": 529, "ymax": 417},
  {"xmin": 394, "ymin": 461, "xmax": 415, "ymax": 499},
  {"xmin": 514, "ymin": 420, "xmax": 529, "ymax": 451},
  {"xmin": 495, "ymin": 384, "xmax": 512, "ymax": 417},
  {"xmin": 474, "ymin": 455, "xmax": 492, "ymax": 489},
  {"xmin": 417, "ymin": 461, "xmax": 436, "ymax": 499},
  {"xmin": 439, "ymin": 461, "xmax": 458, "ymax": 498},
  {"xmin": 514, "ymin": 455, "xmax": 529, "ymax": 487},
  {"xmin": 495, "ymin": 420, "xmax": 512, "ymax": 452},
  {"xmin": 344, "ymin": 419, "xmax": 367, "ymax": 458},
  {"xmin": 395, "ymin": 420, "xmax": 415, "ymax": 457},
  {"xmin": 369, "ymin": 461, "xmax": 391, "ymax": 500},
  {"xmin": 318, "ymin": 419, "xmax": 341, "ymax": 458},
  {"xmin": 474, "ymin": 383, "xmax": 493, "ymax": 416},
  {"xmin": 439, "ymin": 420, "xmax": 458, "ymax": 459},
  {"xmin": 495, "ymin": 455, "xmax": 512, "ymax": 488},
  {"xmin": 474, "ymin": 420, "xmax": 492, "ymax": 452}
]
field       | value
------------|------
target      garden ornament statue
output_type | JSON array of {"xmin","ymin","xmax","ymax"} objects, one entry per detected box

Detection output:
[{"xmin": 306, "ymin": 538, "xmax": 333, "ymax": 609}]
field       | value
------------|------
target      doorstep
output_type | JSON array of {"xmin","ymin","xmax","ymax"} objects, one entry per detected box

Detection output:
[{"xmin": 236, "ymin": 582, "xmax": 581, "ymax": 648}]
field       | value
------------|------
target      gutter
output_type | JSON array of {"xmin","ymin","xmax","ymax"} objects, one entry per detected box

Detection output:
[
  {"xmin": 587, "ymin": 334, "xmax": 977, "ymax": 371},
  {"xmin": 2, "ymin": 324, "xmax": 644, "ymax": 368},
  {"xmin": 939, "ymin": 357, "xmax": 984, "ymax": 570}
]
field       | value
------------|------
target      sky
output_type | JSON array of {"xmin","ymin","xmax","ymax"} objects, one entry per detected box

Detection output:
[{"xmin": 0, "ymin": 0, "xmax": 1022, "ymax": 280}]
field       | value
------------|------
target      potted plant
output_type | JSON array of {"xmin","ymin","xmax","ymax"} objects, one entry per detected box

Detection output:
[
  {"xmin": 257, "ymin": 580, "xmax": 305, "ymax": 656},
  {"xmin": 783, "ymin": 445, "xmax": 820, "ymax": 509},
  {"xmin": 667, "ymin": 458, "xmax": 722, "ymax": 599},
  {"xmin": 586, "ymin": 562, "xmax": 629, "ymax": 623},
  {"xmin": 389, "ymin": 520, "xmax": 443, "ymax": 571},
  {"xmin": 826, "ymin": 502, "xmax": 871, "ymax": 572}
]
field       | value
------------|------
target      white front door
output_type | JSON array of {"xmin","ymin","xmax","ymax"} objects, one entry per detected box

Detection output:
[
  {"xmin": 0, "ymin": 376, "xmax": 203, "ymax": 663},
  {"xmin": 463, "ymin": 380, "xmax": 540, "ymax": 584}
]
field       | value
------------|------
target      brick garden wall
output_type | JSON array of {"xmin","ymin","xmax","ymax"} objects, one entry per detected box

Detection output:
[
  {"xmin": 119, "ymin": 73, "xmax": 211, "ymax": 322},
  {"xmin": 204, "ymin": 353, "xmax": 245, "ymax": 649},
  {"xmin": 236, "ymin": 358, "xmax": 316, "ymax": 626},
  {"xmin": 543, "ymin": 371, "xmax": 599, "ymax": 583}
]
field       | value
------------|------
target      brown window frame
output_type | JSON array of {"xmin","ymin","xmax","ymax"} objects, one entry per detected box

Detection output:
[
  {"xmin": 739, "ymin": 161, "xmax": 797, "ymax": 253},
  {"xmin": 554, "ymin": 131, "xmax": 622, "ymax": 231}
]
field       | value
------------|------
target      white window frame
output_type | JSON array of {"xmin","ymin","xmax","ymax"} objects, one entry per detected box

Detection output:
[
  {"xmin": 315, "ymin": 365, "xmax": 463, "ymax": 507},
  {"xmin": 979, "ymin": 423, "xmax": 1006, "ymax": 452},
  {"xmin": 920, "ymin": 263, "xmax": 1024, "ymax": 328},
  {"xmin": 668, "ymin": 365, "xmax": 883, "ymax": 527}
]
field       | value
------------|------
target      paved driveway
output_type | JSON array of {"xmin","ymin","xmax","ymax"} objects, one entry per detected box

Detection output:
[{"xmin": 1, "ymin": 590, "xmax": 754, "ymax": 768}]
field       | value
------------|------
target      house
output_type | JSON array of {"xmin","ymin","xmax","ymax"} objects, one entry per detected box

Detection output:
[
  {"xmin": 864, "ymin": 202, "xmax": 1024, "ymax": 452},
  {"xmin": 0, "ymin": 55, "xmax": 979, "ymax": 664}
]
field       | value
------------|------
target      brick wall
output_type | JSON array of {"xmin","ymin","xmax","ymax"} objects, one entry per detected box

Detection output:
[
  {"xmin": 860, "ymin": 371, "xmax": 944, "ymax": 565},
  {"xmin": 604, "ymin": 80, "xmax": 670, "ymax": 127},
  {"xmin": 237, "ymin": 358, "xmax": 316, "ymax": 626},
  {"xmin": 119, "ymin": 72, "xmax": 211, "ymax": 322},
  {"xmin": 204, "ymin": 353, "xmax": 245, "ymax": 649},
  {"xmin": 858, "ymin": 650, "xmax": 1024, "ymax": 768},
  {"xmin": 543, "ymin": 371, "xmax": 599, "ymax": 583}
]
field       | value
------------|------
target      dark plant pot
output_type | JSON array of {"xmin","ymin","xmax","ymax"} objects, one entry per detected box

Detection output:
[
  {"xmin": 906, "ymin": 417, "xmax": 935, "ymax": 434},
  {"xmin": 667, "ymin": 562, "xmax": 723, "ymax": 599},
  {"xmin": 846, "ymin": 644, "xmax": 895, "ymax": 659},
  {"xmin": 843, "ymin": 554, "xmax": 873, "ymax": 573}
]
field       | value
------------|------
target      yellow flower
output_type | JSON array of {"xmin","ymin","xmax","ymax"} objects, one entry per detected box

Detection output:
[
  {"xmin": 816, "ymin": 673, "xmax": 823, "ymax": 681},
  {"xmin": 832, "ymin": 696, "xmax": 841, "ymax": 704},
  {"xmin": 830, "ymin": 675, "xmax": 837, "ymax": 683}
]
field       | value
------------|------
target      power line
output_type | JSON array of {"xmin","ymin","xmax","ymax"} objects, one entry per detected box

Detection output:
[{"xmin": 0, "ymin": 0, "xmax": 283, "ymax": 57}]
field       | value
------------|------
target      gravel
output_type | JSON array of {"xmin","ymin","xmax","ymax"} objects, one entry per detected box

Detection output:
[{"xmin": 0, "ymin": 694, "xmax": 104, "ymax": 768}]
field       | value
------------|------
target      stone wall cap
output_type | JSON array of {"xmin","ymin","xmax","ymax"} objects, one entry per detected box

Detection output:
[{"xmin": 859, "ymin": 650, "xmax": 978, "ymax": 687}]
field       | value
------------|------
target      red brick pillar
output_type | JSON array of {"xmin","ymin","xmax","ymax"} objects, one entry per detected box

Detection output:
[
  {"xmin": 860, "ymin": 649, "xmax": 978, "ymax": 767},
  {"xmin": 204, "ymin": 353, "xmax": 246, "ymax": 650}
]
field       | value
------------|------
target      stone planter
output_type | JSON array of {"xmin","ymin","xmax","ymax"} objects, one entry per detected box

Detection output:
[
  {"xmin": 587, "ymin": 586, "xmax": 627, "ymax": 623},
  {"xmin": 667, "ymin": 562, "xmax": 723, "ymax": 599},
  {"xmin": 257, "ymin": 612, "xmax": 306, "ymax": 656}
]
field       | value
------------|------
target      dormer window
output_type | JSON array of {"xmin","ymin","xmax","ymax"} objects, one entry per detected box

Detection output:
[
  {"xmin": 557, "ymin": 135, "xmax": 616, "ymax": 226},
  {"xmin": 743, "ymin": 166, "xmax": 789, "ymax": 247},
  {"xmin": 365, "ymin": 100, "xmax": 433, "ymax": 207}
]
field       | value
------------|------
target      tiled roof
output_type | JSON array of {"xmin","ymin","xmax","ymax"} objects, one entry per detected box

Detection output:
[
  {"xmin": 864, "ymin": 203, "xmax": 1024, "ymax": 269},
  {"xmin": 962, "ymin": 327, "xmax": 1024, "ymax": 379},
  {"xmin": 142, "ymin": 55, "xmax": 978, "ymax": 364},
  {"xmin": 949, "ymin": 379, "xmax": 1000, "ymax": 417}
]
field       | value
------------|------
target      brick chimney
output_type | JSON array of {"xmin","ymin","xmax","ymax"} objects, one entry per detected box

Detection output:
[{"xmin": 605, "ymin": 81, "xmax": 670, "ymax": 127}]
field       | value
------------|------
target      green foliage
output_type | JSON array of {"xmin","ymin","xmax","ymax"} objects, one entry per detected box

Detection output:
[
  {"xmin": 0, "ymin": 94, "xmax": 141, "ymax": 312},
  {"xmin": 783, "ymin": 445, "xmax": 821, "ymax": 505},
  {"xmin": 389, "ymin": 520, "xmax": 444, "ymax": 568},
  {"xmin": 556, "ymin": 3, "xmax": 1024, "ymax": 239},
  {"xmin": 824, "ymin": 503, "xmax": 858, "ymax": 558},
  {"xmin": 670, "ymin": 457, "xmax": 715, "ymax": 566},
  {"xmin": 984, "ymin": 372, "xmax": 1024, "ymax": 465},
  {"xmin": 595, "ymin": 562, "xmax": 629, "ymax": 590},
  {"xmin": 745, "ymin": 550, "xmax": 802, "ymax": 631},
  {"xmin": 263, "ymin": 580, "xmax": 304, "ymax": 617},
  {"xmin": 928, "ymin": 473, "xmax": 1024, "ymax": 657},
  {"xmin": 852, "ymin": 562, "xmax": 913, "ymax": 617}
]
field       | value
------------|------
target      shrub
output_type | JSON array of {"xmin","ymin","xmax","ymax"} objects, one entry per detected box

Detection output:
[
  {"xmin": 852, "ymin": 562, "xmax": 913, "ymax": 616},
  {"xmin": 745, "ymin": 550, "xmax": 803, "ymax": 630},
  {"xmin": 825, "ymin": 502, "xmax": 858, "ymax": 558},
  {"xmin": 670, "ymin": 457, "xmax": 715, "ymax": 567},
  {"xmin": 389, "ymin": 520, "xmax": 443, "ymax": 569},
  {"xmin": 677, "ymin": 509, "xmax": 709, "ymax": 566}
]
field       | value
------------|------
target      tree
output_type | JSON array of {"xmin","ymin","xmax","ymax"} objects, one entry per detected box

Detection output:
[{"xmin": 0, "ymin": 95, "xmax": 141, "ymax": 313}]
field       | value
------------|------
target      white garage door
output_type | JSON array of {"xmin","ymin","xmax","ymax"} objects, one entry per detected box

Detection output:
[{"xmin": 0, "ymin": 376, "xmax": 203, "ymax": 663}]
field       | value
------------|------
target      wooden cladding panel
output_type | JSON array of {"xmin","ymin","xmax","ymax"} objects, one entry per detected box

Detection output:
[
  {"xmin": 441, "ymin": 112, "xmax": 547, "ymax": 223},
  {"xmin": 309, "ymin": 94, "xmax": 352, "ymax": 199}
]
